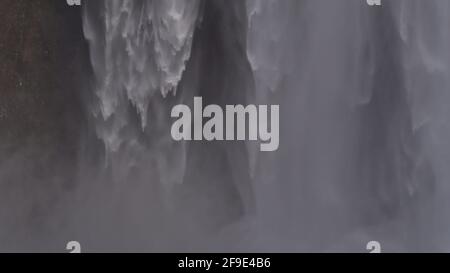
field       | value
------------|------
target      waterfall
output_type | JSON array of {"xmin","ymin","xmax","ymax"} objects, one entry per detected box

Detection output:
[
  {"xmin": 82, "ymin": 0, "xmax": 200, "ymax": 153},
  {"xmin": 245, "ymin": 0, "xmax": 450, "ymax": 251},
  {"xmin": 78, "ymin": 0, "xmax": 450, "ymax": 251},
  {"xmin": 81, "ymin": 0, "xmax": 201, "ymax": 189}
]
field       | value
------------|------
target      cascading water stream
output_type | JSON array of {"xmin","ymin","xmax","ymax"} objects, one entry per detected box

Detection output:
[
  {"xmin": 82, "ymin": 0, "xmax": 201, "ymax": 188},
  {"xmin": 4, "ymin": 0, "xmax": 450, "ymax": 253},
  {"xmin": 245, "ymin": 0, "xmax": 450, "ymax": 251},
  {"xmin": 78, "ymin": 0, "xmax": 450, "ymax": 251}
]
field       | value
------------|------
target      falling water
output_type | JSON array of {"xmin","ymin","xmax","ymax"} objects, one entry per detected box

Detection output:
[
  {"xmin": 245, "ymin": 0, "xmax": 450, "ymax": 251},
  {"xmin": 82, "ymin": 0, "xmax": 201, "ymax": 189},
  {"xmin": 72, "ymin": 0, "xmax": 450, "ymax": 251}
]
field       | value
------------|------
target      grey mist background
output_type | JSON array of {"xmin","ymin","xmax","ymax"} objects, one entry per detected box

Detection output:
[{"xmin": 0, "ymin": 0, "xmax": 449, "ymax": 252}]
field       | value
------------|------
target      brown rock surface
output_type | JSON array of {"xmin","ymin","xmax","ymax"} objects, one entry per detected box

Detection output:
[{"xmin": 0, "ymin": 0, "xmax": 88, "ymax": 240}]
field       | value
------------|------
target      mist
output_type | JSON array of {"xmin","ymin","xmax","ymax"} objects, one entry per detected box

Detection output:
[{"xmin": 0, "ymin": 0, "xmax": 450, "ymax": 252}]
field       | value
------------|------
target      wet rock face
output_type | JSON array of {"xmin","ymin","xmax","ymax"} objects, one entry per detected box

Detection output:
[{"xmin": 0, "ymin": 0, "xmax": 88, "ymax": 237}]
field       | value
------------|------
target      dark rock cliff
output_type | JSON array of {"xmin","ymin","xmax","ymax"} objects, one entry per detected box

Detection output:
[{"xmin": 0, "ymin": 0, "xmax": 88, "ymax": 246}]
